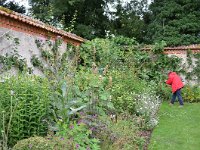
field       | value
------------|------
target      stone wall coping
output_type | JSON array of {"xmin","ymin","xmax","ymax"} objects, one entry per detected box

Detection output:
[{"xmin": 143, "ymin": 44, "xmax": 200, "ymax": 51}]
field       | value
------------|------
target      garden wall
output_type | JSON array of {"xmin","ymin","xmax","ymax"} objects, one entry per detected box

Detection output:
[
  {"xmin": 164, "ymin": 45, "xmax": 200, "ymax": 85},
  {"xmin": 164, "ymin": 45, "xmax": 200, "ymax": 64},
  {"xmin": 0, "ymin": 7, "xmax": 85, "ymax": 75},
  {"xmin": 144, "ymin": 45, "xmax": 200, "ymax": 85}
]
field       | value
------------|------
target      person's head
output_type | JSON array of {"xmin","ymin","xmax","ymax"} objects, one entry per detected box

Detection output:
[{"xmin": 168, "ymin": 71, "xmax": 172, "ymax": 76}]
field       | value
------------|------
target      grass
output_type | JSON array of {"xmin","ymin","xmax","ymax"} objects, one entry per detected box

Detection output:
[{"xmin": 149, "ymin": 102, "xmax": 200, "ymax": 150}]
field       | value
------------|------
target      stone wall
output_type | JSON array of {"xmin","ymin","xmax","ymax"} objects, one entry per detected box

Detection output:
[
  {"xmin": 164, "ymin": 49, "xmax": 200, "ymax": 85},
  {"xmin": 143, "ymin": 46, "xmax": 200, "ymax": 85},
  {"xmin": 0, "ymin": 27, "xmax": 67, "ymax": 75}
]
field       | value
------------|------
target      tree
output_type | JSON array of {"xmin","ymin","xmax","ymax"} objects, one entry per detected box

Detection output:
[
  {"xmin": 110, "ymin": 0, "xmax": 148, "ymax": 42},
  {"xmin": 0, "ymin": 0, "xmax": 26, "ymax": 14},
  {"xmin": 29, "ymin": 0, "xmax": 112, "ymax": 40},
  {"xmin": 145, "ymin": 0, "xmax": 200, "ymax": 46}
]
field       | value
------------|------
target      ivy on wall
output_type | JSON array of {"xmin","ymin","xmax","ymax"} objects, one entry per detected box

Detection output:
[{"xmin": 0, "ymin": 33, "xmax": 27, "ymax": 73}]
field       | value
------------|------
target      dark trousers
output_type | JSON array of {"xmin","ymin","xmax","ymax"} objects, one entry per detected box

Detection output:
[{"xmin": 171, "ymin": 89, "xmax": 184, "ymax": 105}]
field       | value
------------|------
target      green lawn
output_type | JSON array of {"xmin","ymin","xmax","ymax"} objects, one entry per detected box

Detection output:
[{"xmin": 149, "ymin": 102, "xmax": 200, "ymax": 150}]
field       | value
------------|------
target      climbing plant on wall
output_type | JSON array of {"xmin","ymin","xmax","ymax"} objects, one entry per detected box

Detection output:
[
  {"xmin": 184, "ymin": 50, "xmax": 200, "ymax": 84},
  {"xmin": 0, "ymin": 33, "xmax": 27, "ymax": 73}
]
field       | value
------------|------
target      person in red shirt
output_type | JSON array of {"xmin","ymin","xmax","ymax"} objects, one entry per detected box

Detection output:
[{"xmin": 166, "ymin": 72, "xmax": 184, "ymax": 106}]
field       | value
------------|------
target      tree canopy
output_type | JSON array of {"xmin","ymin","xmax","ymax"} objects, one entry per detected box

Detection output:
[
  {"xmin": 0, "ymin": 0, "xmax": 26, "ymax": 14},
  {"xmin": 145, "ymin": 0, "xmax": 200, "ymax": 46},
  {"xmin": 1, "ymin": 0, "xmax": 200, "ymax": 46},
  {"xmin": 29, "ymin": 0, "xmax": 113, "ymax": 40}
]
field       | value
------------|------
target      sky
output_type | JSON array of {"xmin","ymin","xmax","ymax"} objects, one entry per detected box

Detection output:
[{"xmin": 8, "ymin": 0, "xmax": 30, "ymax": 8}]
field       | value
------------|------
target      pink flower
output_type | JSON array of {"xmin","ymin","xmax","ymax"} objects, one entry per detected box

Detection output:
[
  {"xmin": 90, "ymin": 127, "xmax": 94, "ymax": 131},
  {"xmin": 76, "ymin": 144, "xmax": 80, "ymax": 149},
  {"xmin": 93, "ymin": 114, "xmax": 97, "ymax": 118},
  {"xmin": 78, "ymin": 119, "xmax": 82, "ymax": 125},
  {"xmin": 70, "ymin": 125, "xmax": 74, "ymax": 129},
  {"xmin": 60, "ymin": 137, "xmax": 64, "ymax": 140},
  {"xmin": 79, "ymin": 111, "xmax": 84, "ymax": 116}
]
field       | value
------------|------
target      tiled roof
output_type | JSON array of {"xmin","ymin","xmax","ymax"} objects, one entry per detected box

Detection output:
[
  {"xmin": 143, "ymin": 44, "xmax": 200, "ymax": 51},
  {"xmin": 0, "ymin": 7, "xmax": 85, "ymax": 43},
  {"xmin": 164, "ymin": 44, "xmax": 200, "ymax": 50}
]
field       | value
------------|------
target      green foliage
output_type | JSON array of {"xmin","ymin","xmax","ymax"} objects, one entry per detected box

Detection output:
[
  {"xmin": 133, "ymin": 51, "xmax": 182, "ymax": 82},
  {"xmin": 30, "ymin": 55, "xmax": 43, "ymax": 68},
  {"xmin": 0, "ymin": 75, "xmax": 50, "ymax": 146},
  {"xmin": 80, "ymin": 36, "xmax": 139, "ymax": 68},
  {"xmin": 110, "ymin": 69, "xmax": 147, "ymax": 114},
  {"xmin": 184, "ymin": 51, "xmax": 200, "ymax": 83},
  {"xmin": 80, "ymin": 36, "xmax": 180, "ymax": 114},
  {"xmin": 0, "ymin": 2, "xmax": 25, "ymax": 14},
  {"xmin": 0, "ymin": 54, "xmax": 27, "ymax": 72},
  {"xmin": 0, "ymin": 34, "xmax": 27, "ymax": 73},
  {"xmin": 145, "ymin": 0, "xmax": 200, "ymax": 46},
  {"xmin": 193, "ymin": 53, "xmax": 200, "ymax": 83},
  {"xmin": 111, "ymin": 36, "xmax": 138, "ymax": 47},
  {"xmin": 13, "ymin": 136, "xmax": 54, "ymax": 150},
  {"xmin": 35, "ymin": 38, "xmax": 87, "ymax": 126},
  {"xmin": 29, "ymin": 0, "xmax": 111, "ymax": 39},
  {"xmin": 99, "ymin": 114, "xmax": 145, "ymax": 150},
  {"xmin": 80, "ymin": 38, "xmax": 121, "ymax": 67},
  {"xmin": 75, "ymin": 67, "xmax": 114, "ymax": 114},
  {"xmin": 182, "ymin": 85, "xmax": 200, "ymax": 103},
  {"xmin": 158, "ymin": 83, "xmax": 172, "ymax": 101},
  {"xmin": 151, "ymin": 40, "xmax": 166, "ymax": 54},
  {"xmin": 110, "ymin": 0, "xmax": 148, "ymax": 42},
  {"xmin": 54, "ymin": 121, "xmax": 100, "ymax": 150}
]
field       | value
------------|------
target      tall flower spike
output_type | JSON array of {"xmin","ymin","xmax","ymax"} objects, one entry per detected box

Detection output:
[
  {"xmin": 92, "ymin": 62, "xmax": 98, "ymax": 74},
  {"xmin": 103, "ymin": 65, "xmax": 109, "ymax": 75}
]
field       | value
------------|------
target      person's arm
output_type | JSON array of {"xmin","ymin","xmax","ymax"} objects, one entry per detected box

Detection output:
[{"xmin": 166, "ymin": 76, "xmax": 172, "ymax": 85}]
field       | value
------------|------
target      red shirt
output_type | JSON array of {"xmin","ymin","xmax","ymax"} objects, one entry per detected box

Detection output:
[{"xmin": 166, "ymin": 72, "xmax": 184, "ymax": 93}]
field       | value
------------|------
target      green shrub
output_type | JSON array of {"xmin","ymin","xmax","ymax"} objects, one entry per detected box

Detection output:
[
  {"xmin": 182, "ymin": 85, "xmax": 200, "ymax": 103},
  {"xmin": 99, "ymin": 114, "xmax": 145, "ymax": 150},
  {"xmin": 13, "ymin": 136, "xmax": 54, "ymax": 150},
  {"xmin": 156, "ymin": 83, "xmax": 172, "ymax": 101},
  {"xmin": 110, "ymin": 68, "xmax": 150, "ymax": 114},
  {"xmin": 53, "ymin": 121, "xmax": 101, "ymax": 150},
  {"xmin": 0, "ymin": 75, "xmax": 50, "ymax": 146}
]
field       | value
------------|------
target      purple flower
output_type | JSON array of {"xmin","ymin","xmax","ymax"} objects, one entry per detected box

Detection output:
[
  {"xmin": 79, "ymin": 111, "xmax": 84, "ymax": 116},
  {"xmin": 76, "ymin": 144, "xmax": 80, "ymax": 149},
  {"xmin": 70, "ymin": 125, "xmax": 74, "ymax": 129},
  {"xmin": 60, "ymin": 137, "xmax": 64, "ymax": 140},
  {"xmin": 78, "ymin": 119, "xmax": 82, "ymax": 125},
  {"xmin": 86, "ymin": 147, "xmax": 91, "ymax": 150},
  {"xmin": 93, "ymin": 114, "xmax": 97, "ymax": 118},
  {"xmin": 90, "ymin": 127, "xmax": 94, "ymax": 131}
]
